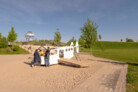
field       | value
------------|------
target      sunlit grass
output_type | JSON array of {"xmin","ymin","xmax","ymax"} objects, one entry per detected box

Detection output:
[
  {"xmin": 80, "ymin": 42, "xmax": 138, "ymax": 92},
  {"xmin": 0, "ymin": 47, "xmax": 29, "ymax": 54}
]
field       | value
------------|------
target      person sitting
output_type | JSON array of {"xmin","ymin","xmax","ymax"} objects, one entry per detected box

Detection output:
[{"xmin": 40, "ymin": 50, "xmax": 44, "ymax": 56}]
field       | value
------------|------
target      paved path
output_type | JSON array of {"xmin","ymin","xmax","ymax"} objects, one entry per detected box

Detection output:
[{"xmin": 71, "ymin": 55, "xmax": 128, "ymax": 92}]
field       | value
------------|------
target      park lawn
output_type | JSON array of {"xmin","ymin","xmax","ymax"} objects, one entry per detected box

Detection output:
[
  {"xmin": 0, "ymin": 47, "xmax": 29, "ymax": 54},
  {"xmin": 80, "ymin": 42, "xmax": 138, "ymax": 92}
]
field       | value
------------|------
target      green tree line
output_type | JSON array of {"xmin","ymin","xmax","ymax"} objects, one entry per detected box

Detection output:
[{"xmin": 0, "ymin": 26, "xmax": 17, "ymax": 51}]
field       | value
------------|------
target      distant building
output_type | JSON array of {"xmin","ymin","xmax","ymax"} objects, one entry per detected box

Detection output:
[{"xmin": 25, "ymin": 31, "xmax": 35, "ymax": 42}]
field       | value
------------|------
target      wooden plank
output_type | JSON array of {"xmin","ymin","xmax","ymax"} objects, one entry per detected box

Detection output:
[{"xmin": 58, "ymin": 58, "xmax": 88, "ymax": 68}]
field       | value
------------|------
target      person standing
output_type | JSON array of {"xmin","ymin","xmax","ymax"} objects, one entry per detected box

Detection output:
[
  {"xmin": 45, "ymin": 47, "xmax": 50, "ymax": 67},
  {"xmin": 32, "ymin": 49, "xmax": 40, "ymax": 67}
]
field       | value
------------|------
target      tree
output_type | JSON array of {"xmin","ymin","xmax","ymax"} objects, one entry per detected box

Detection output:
[
  {"xmin": 79, "ymin": 37, "xmax": 85, "ymax": 47},
  {"xmin": 1, "ymin": 37, "xmax": 8, "ymax": 48},
  {"xmin": 0, "ymin": 33, "xmax": 1, "ymax": 39},
  {"xmin": 54, "ymin": 29, "xmax": 61, "ymax": 44},
  {"xmin": 7, "ymin": 27, "xmax": 17, "ymax": 46},
  {"xmin": 80, "ymin": 18, "xmax": 98, "ymax": 48},
  {"xmin": 67, "ymin": 36, "xmax": 76, "ymax": 46},
  {"xmin": 0, "ymin": 33, "xmax": 8, "ymax": 48},
  {"xmin": 99, "ymin": 35, "xmax": 102, "ymax": 41},
  {"xmin": 0, "ymin": 33, "xmax": 2, "ymax": 44},
  {"xmin": 0, "ymin": 33, "xmax": 2, "ymax": 48},
  {"xmin": 126, "ymin": 38, "xmax": 134, "ymax": 42},
  {"xmin": 120, "ymin": 39, "xmax": 123, "ymax": 42}
]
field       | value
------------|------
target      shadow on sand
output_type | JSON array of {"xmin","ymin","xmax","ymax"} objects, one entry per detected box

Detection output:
[
  {"xmin": 24, "ymin": 61, "xmax": 88, "ymax": 68},
  {"xmin": 96, "ymin": 60, "xmax": 127, "ymax": 65},
  {"xmin": 24, "ymin": 62, "xmax": 33, "ymax": 67},
  {"xmin": 89, "ymin": 58, "xmax": 138, "ymax": 66},
  {"xmin": 24, "ymin": 62, "xmax": 48, "ymax": 67}
]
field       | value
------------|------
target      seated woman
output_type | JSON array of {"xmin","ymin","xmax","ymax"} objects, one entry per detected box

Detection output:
[{"xmin": 40, "ymin": 50, "xmax": 44, "ymax": 56}]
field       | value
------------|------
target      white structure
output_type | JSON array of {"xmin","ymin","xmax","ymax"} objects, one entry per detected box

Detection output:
[
  {"xmin": 57, "ymin": 46, "xmax": 74, "ymax": 59},
  {"xmin": 40, "ymin": 41, "xmax": 79, "ymax": 65},
  {"xmin": 75, "ymin": 41, "xmax": 79, "ymax": 53},
  {"xmin": 25, "ymin": 31, "xmax": 34, "ymax": 42},
  {"xmin": 70, "ymin": 42, "xmax": 74, "ymax": 46},
  {"xmin": 49, "ymin": 49, "xmax": 59, "ymax": 65},
  {"xmin": 40, "ymin": 56, "xmax": 45, "ymax": 65}
]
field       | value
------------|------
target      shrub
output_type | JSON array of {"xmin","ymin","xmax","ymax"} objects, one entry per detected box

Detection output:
[
  {"xmin": 13, "ymin": 45, "xmax": 19, "ymax": 51},
  {"xmin": 22, "ymin": 42, "xmax": 29, "ymax": 45},
  {"xmin": 126, "ymin": 38, "xmax": 134, "ymax": 42},
  {"xmin": 0, "ymin": 37, "xmax": 8, "ymax": 48}
]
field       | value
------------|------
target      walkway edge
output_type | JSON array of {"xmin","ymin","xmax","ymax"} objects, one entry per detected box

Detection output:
[{"xmin": 114, "ymin": 64, "xmax": 128, "ymax": 92}]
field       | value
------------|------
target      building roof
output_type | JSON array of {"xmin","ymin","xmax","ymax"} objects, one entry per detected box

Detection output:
[{"xmin": 26, "ymin": 31, "xmax": 34, "ymax": 34}]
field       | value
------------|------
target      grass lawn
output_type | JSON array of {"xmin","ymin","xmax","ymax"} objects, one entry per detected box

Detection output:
[
  {"xmin": 0, "ymin": 47, "xmax": 29, "ymax": 54},
  {"xmin": 80, "ymin": 42, "xmax": 138, "ymax": 92}
]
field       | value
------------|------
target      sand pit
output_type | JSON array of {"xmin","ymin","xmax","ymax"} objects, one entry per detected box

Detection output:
[{"xmin": 0, "ymin": 54, "xmax": 127, "ymax": 92}]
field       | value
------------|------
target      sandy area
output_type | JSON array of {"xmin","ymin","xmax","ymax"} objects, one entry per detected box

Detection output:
[{"xmin": 0, "ymin": 54, "xmax": 127, "ymax": 92}]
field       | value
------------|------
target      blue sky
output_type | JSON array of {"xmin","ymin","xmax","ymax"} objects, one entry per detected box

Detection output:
[{"xmin": 0, "ymin": 0, "xmax": 138, "ymax": 42}]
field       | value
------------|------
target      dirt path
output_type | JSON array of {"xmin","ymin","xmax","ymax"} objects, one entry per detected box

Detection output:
[
  {"xmin": 71, "ymin": 56, "xmax": 127, "ymax": 92},
  {"xmin": 0, "ymin": 54, "xmax": 128, "ymax": 92}
]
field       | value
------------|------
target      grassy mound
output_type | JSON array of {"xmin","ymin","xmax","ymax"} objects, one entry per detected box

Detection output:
[
  {"xmin": 80, "ymin": 41, "xmax": 138, "ymax": 92},
  {"xmin": 0, "ymin": 46, "xmax": 29, "ymax": 54},
  {"xmin": 93, "ymin": 41, "xmax": 138, "ymax": 49}
]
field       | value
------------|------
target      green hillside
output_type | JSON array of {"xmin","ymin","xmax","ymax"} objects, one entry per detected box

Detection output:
[
  {"xmin": 80, "ymin": 41, "xmax": 138, "ymax": 92},
  {"xmin": 93, "ymin": 41, "xmax": 138, "ymax": 49},
  {"xmin": 0, "ymin": 46, "xmax": 29, "ymax": 54}
]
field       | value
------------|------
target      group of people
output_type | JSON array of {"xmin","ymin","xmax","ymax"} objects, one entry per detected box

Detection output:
[{"xmin": 31, "ymin": 47, "xmax": 50, "ymax": 67}]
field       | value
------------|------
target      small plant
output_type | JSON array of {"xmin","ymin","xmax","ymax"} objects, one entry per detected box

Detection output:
[
  {"xmin": 13, "ymin": 45, "xmax": 19, "ymax": 51},
  {"xmin": 6, "ymin": 47, "xmax": 12, "ymax": 52}
]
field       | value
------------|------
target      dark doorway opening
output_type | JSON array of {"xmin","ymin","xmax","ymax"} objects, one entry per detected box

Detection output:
[{"xmin": 59, "ymin": 50, "xmax": 64, "ymax": 58}]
